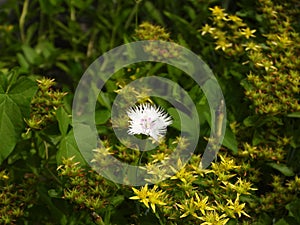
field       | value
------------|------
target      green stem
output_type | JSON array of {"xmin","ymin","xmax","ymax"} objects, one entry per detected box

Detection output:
[
  {"xmin": 19, "ymin": 0, "xmax": 29, "ymax": 42},
  {"xmin": 45, "ymin": 165, "xmax": 62, "ymax": 185},
  {"xmin": 136, "ymin": 148, "xmax": 145, "ymax": 181},
  {"xmin": 70, "ymin": 0, "xmax": 76, "ymax": 21},
  {"xmin": 155, "ymin": 211, "xmax": 164, "ymax": 225},
  {"xmin": 124, "ymin": 0, "xmax": 141, "ymax": 30}
]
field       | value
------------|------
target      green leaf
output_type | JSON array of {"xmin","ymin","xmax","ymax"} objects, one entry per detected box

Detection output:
[
  {"xmin": 21, "ymin": 44, "xmax": 40, "ymax": 65},
  {"xmin": 196, "ymin": 98, "xmax": 235, "ymax": 152},
  {"xmin": 48, "ymin": 189, "xmax": 61, "ymax": 198},
  {"xmin": 252, "ymin": 129, "xmax": 264, "ymax": 145},
  {"xmin": 286, "ymin": 199, "xmax": 300, "ymax": 223},
  {"xmin": 167, "ymin": 107, "xmax": 196, "ymax": 134},
  {"xmin": 226, "ymin": 219, "xmax": 237, "ymax": 225},
  {"xmin": 144, "ymin": 1, "xmax": 165, "ymax": 25},
  {"xmin": 287, "ymin": 112, "xmax": 300, "ymax": 118},
  {"xmin": 164, "ymin": 11, "xmax": 192, "ymax": 29},
  {"xmin": 252, "ymin": 213, "xmax": 272, "ymax": 225},
  {"xmin": 222, "ymin": 127, "xmax": 238, "ymax": 153},
  {"xmin": 274, "ymin": 219, "xmax": 289, "ymax": 225},
  {"xmin": 17, "ymin": 53, "xmax": 30, "ymax": 70},
  {"xmin": 37, "ymin": 185, "xmax": 65, "ymax": 222},
  {"xmin": 0, "ymin": 97, "xmax": 22, "ymax": 165},
  {"xmin": 110, "ymin": 195, "xmax": 125, "ymax": 207},
  {"xmin": 95, "ymin": 109, "xmax": 111, "ymax": 125},
  {"xmin": 57, "ymin": 129, "xmax": 86, "ymax": 165},
  {"xmin": 275, "ymin": 217, "xmax": 298, "ymax": 225},
  {"xmin": 98, "ymin": 92, "xmax": 112, "ymax": 110},
  {"xmin": 267, "ymin": 163, "xmax": 295, "ymax": 176},
  {"xmin": 243, "ymin": 115, "xmax": 260, "ymax": 127},
  {"xmin": 56, "ymin": 107, "xmax": 70, "ymax": 136},
  {"xmin": 0, "ymin": 75, "xmax": 37, "ymax": 165},
  {"xmin": 9, "ymin": 77, "xmax": 38, "ymax": 117}
]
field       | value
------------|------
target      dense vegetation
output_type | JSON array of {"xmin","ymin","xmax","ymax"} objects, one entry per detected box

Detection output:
[{"xmin": 0, "ymin": 0, "xmax": 299, "ymax": 224}]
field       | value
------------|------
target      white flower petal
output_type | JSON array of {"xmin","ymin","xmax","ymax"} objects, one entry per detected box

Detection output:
[{"xmin": 127, "ymin": 103, "xmax": 172, "ymax": 141}]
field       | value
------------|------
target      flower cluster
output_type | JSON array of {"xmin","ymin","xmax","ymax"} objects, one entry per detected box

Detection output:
[
  {"xmin": 0, "ymin": 170, "xmax": 35, "ymax": 224},
  {"xmin": 244, "ymin": 0, "xmax": 300, "ymax": 114},
  {"xmin": 134, "ymin": 22, "xmax": 180, "ymax": 60},
  {"xmin": 201, "ymin": 3, "xmax": 300, "ymax": 114},
  {"xmin": 130, "ymin": 153, "xmax": 257, "ymax": 224},
  {"xmin": 25, "ymin": 77, "xmax": 67, "ymax": 130},
  {"xmin": 200, "ymin": 6, "xmax": 256, "ymax": 54},
  {"xmin": 134, "ymin": 21, "xmax": 171, "ymax": 41},
  {"xmin": 57, "ymin": 157, "xmax": 119, "ymax": 224}
]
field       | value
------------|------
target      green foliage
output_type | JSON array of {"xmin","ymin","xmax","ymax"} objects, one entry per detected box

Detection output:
[
  {"xmin": 0, "ymin": 170, "xmax": 36, "ymax": 224},
  {"xmin": 0, "ymin": 69, "xmax": 37, "ymax": 164},
  {"xmin": 0, "ymin": 0, "xmax": 299, "ymax": 224}
]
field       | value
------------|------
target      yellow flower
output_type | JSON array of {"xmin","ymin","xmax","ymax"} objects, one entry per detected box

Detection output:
[
  {"xmin": 130, "ymin": 184, "xmax": 166, "ymax": 213},
  {"xmin": 226, "ymin": 177, "xmax": 257, "ymax": 195},
  {"xmin": 199, "ymin": 211, "xmax": 229, "ymax": 225},
  {"xmin": 151, "ymin": 152, "xmax": 169, "ymax": 163},
  {"xmin": 200, "ymin": 24, "xmax": 216, "ymax": 35},
  {"xmin": 209, "ymin": 6, "xmax": 228, "ymax": 20},
  {"xmin": 215, "ymin": 39, "xmax": 232, "ymax": 51},
  {"xmin": 212, "ymin": 30, "xmax": 226, "ymax": 39},
  {"xmin": 226, "ymin": 194, "xmax": 250, "ymax": 218},
  {"xmin": 170, "ymin": 158, "xmax": 196, "ymax": 184},
  {"xmin": 177, "ymin": 198, "xmax": 200, "ymax": 219},
  {"xmin": 0, "ymin": 24, "xmax": 13, "ymax": 32},
  {"xmin": 240, "ymin": 27, "xmax": 256, "ymax": 39},
  {"xmin": 194, "ymin": 193, "xmax": 214, "ymax": 215},
  {"xmin": 0, "ymin": 170, "xmax": 9, "ymax": 180},
  {"xmin": 276, "ymin": 34, "xmax": 292, "ymax": 47},
  {"xmin": 243, "ymin": 42, "xmax": 261, "ymax": 51},
  {"xmin": 219, "ymin": 154, "xmax": 240, "ymax": 170},
  {"xmin": 147, "ymin": 187, "xmax": 167, "ymax": 213},
  {"xmin": 228, "ymin": 15, "xmax": 242, "ymax": 23},
  {"xmin": 172, "ymin": 136, "xmax": 189, "ymax": 149},
  {"xmin": 255, "ymin": 60, "xmax": 277, "ymax": 71},
  {"xmin": 130, "ymin": 184, "xmax": 151, "ymax": 208}
]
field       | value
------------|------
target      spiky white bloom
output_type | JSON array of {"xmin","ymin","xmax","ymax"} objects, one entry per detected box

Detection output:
[{"xmin": 127, "ymin": 103, "xmax": 172, "ymax": 142}]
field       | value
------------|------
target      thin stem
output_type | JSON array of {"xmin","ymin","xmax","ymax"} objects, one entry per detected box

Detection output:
[
  {"xmin": 136, "ymin": 148, "xmax": 145, "ymax": 181},
  {"xmin": 155, "ymin": 210, "xmax": 164, "ymax": 225},
  {"xmin": 70, "ymin": 0, "xmax": 76, "ymax": 21},
  {"xmin": 45, "ymin": 165, "xmax": 62, "ymax": 185},
  {"xmin": 19, "ymin": 0, "xmax": 29, "ymax": 42},
  {"xmin": 135, "ymin": 0, "xmax": 141, "ymax": 28},
  {"xmin": 124, "ymin": 0, "xmax": 141, "ymax": 30}
]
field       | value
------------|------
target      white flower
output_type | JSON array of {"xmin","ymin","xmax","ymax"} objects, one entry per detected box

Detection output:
[{"xmin": 127, "ymin": 103, "xmax": 172, "ymax": 142}]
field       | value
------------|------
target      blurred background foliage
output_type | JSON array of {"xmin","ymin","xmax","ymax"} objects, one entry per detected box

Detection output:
[{"xmin": 0, "ymin": 0, "xmax": 299, "ymax": 224}]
